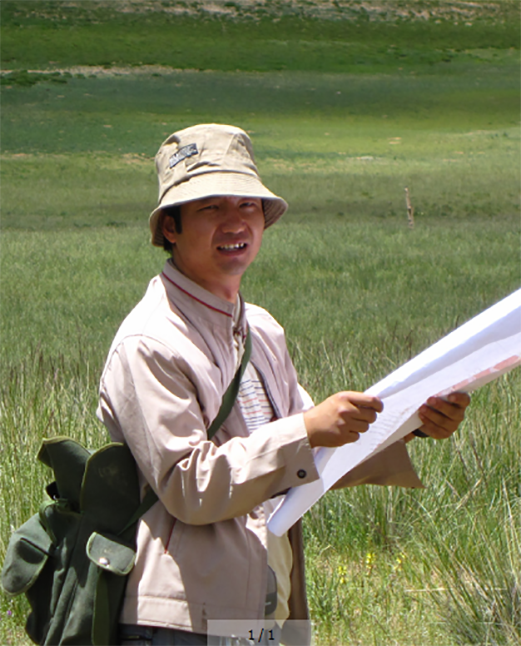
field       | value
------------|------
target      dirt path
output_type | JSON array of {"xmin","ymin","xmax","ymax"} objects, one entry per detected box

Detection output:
[{"xmin": 7, "ymin": 0, "xmax": 513, "ymax": 24}]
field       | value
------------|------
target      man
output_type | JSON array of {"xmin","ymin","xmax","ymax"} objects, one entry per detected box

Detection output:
[{"xmin": 98, "ymin": 124, "xmax": 469, "ymax": 645}]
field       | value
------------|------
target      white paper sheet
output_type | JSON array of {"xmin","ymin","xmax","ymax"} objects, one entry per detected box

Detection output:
[{"xmin": 268, "ymin": 289, "xmax": 521, "ymax": 536}]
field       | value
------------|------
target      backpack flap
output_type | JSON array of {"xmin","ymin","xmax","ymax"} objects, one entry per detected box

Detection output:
[
  {"xmin": 1, "ymin": 514, "xmax": 53, "ymax": 595},
  {"xmin": 87, "ymin": 532, "xmax": 137, "ymax": 646},
  {"xmin": 81, "ymin": 444, "xmax": 142, "ymax": 536},
  {"xmin": 86, "ymin": 532, "xmax": 136, "ymax": 576},
  {"xmin": 38, "ymin": 437, "xmax": 91, "ymax": 508}
]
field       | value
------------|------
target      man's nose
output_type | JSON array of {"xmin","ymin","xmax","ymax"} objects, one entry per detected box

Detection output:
[{"xmin": 220, "ymin": 206, "xmax": 246, "ymax": 233}]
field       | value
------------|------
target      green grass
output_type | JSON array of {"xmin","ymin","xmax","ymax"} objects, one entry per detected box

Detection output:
[
  {"xmin": 1, "ymin": 225, "xmax": 519, "ymax": 646},
  {"xmin": 1, "ymin": 2, "xmax": 520, "ymax": 644},
  {"xmin": 1, "ymin": 69, "xmax": 519, "ymax": 235},
  {"xmin": 1, "ymin": 1, "xmax": 519, "ymax": 74},
  {"xmin": 0, "ymin": 16, "xmax": 519, "ymax": 73}
]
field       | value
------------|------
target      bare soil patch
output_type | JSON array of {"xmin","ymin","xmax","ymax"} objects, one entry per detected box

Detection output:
[{"xmin": 8, "ymin": 0, "xmax": 516, "ymax": 24}]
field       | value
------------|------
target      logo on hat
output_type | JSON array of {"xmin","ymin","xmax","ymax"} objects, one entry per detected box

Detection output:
[{"xmin": 169, "ymin": 143, "xmax": 198, "ymax": 169}]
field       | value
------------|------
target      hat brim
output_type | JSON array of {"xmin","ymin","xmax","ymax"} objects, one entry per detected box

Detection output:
[{"xmin": 149, "ymin": 171, "xmax": 287, "ymax": 247}]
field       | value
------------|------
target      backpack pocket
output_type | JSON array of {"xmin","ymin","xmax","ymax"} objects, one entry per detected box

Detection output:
[
  {"xmin": 1, "ymin": 512, "xmax": 56, "ymax": 643},
  {"xmin": 86, "ymin": 532, "xmax": 136, "ymax": 576},
  {"xmin": 1, "ymin": 513, "xmax": 53, "ymax": 596},
  {"xmin": 86, "ymin": 532, "xmax": 137, "ymax": 646}
]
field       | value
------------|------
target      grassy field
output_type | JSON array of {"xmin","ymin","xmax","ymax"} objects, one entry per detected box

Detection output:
[
  {"xmin": 1, "ymin": 0, "xmax": 519, "ymax": 74},
  {"xmin": 1, "ymin": 2, "xmax": 520, "ymax": 645}
]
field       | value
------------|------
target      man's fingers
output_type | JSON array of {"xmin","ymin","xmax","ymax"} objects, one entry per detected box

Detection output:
[
  {"xmin": 340, "ymin": 406, "xmax": 379, "ymax": 426},
  {"xmin": 422, "ymin": 394, "xmax": 469, "ymax": 422},
  {"xmin": 337, "ymin": 392, "xmax": 384, "ymax": 413},
  {"xmin": 419, "ymin": 404, "xmax": 455, "ymax": 427},
  {"xmin": 447, "ymin": 392, "xmax": 471, "ymax": 407},
  {"xmin": 304, "ymin": 391, "xmax": 383, "ymax": 448},
  {"xmin": 336, "ymin": 393, "xmax": 381, "ymax": 432},
  {"xmin": 446, "ymin": 392, "xmax": 471, "ymax": 417},
  {"xmin": 418, "ymin": 392, "xmax": 471, "ymax": 439},
  {"xmin": 418, "ymin": 416, "xmax": 454, "ymax": 440},
  {"xmin": 341, "ymin": 418, "xmax": 371, "ymax": 434}
]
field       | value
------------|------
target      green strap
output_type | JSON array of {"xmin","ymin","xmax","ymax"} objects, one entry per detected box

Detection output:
[
  {"xmin": 122, "ymin": 328, "xmax": 252, "ymax": 528},
  {"xmin": 119, "ymin": 486, "xmax": 160, "ymax": 536},
  {"xmin": 207, "ymin": 328, "xmax": 252, "ymax": 440},
  {"xmin": 92, "ymin": 568, "xmax": 110, "ymax": 645}
]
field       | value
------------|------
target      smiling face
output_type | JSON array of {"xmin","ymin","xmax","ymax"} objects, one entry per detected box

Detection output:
[{"xmin": 162, "ymin": 195, "xmax": 265, "ymax": 303}]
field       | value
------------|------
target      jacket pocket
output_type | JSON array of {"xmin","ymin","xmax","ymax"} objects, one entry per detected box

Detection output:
[{"xmin": 163, "ymin": 517, "xmax": 178, "ymax": 554}]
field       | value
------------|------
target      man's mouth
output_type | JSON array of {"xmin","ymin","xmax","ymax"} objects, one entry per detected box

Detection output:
[{"xmin": 217, "ymin": 243, "xmax": 248, "ymax": 251}]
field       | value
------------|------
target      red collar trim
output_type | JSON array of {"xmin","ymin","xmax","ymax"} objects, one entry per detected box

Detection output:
[{"xmin": 161, "ymin": 272, "xmax": 233, "ymax": 318}]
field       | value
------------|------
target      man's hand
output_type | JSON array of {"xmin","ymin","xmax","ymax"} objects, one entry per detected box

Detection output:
[
  {"xmin": 303, "ymin": 392, "xmax": 383, "ymax": 448},
  {"xmin": 407, "ymin": 392, "xmax": 471, "ymax": 441}
]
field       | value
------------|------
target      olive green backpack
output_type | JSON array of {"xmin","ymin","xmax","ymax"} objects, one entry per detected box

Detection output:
[
  {"xmin": 1, "ymin": 333, "xmax": 251, "ymax": 645},
  {"xmin": 1, "ymin": 438, "xmax": 157, "ymax": 646}
]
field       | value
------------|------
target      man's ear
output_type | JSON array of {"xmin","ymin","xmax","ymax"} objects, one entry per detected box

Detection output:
[{"xmin": 162, "ymin": 215, "xmax": 177, "ymax": 245}]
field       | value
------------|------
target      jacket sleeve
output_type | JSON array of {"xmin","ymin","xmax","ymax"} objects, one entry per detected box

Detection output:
[{"xmin": 98, "ymin": 336, "xmax": 319, "ymax": 526}]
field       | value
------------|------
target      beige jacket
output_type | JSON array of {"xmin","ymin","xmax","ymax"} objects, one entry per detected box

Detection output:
[{"xmin": 98, "ymin": 260, "xmax": 423, "ymax": 639}]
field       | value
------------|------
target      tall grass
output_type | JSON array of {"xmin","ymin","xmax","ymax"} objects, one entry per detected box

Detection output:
[
  {"xmin": 1, "ymin": 217, "xmax": 519, "ymax": 645},
  {"xmin": 302, "ymin": 374, "xmax": 520, "ymax": 645},
  {"xmin": 405, "ymin": 379, "xmax": 521, "ymax": 645},
  {"xmin": 0, "ymin": 349, "xmax": 109, "ymax": 646}
]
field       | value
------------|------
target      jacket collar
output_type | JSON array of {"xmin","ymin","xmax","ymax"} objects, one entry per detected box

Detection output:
[{"xmin": 160, "ymin": 259, "xmax": 247, "ymax": 338}]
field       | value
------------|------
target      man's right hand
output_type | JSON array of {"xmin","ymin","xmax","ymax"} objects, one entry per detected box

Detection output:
[{"xmin": 303, "ymin": 392, "xmax": 383, "ymax": 448}]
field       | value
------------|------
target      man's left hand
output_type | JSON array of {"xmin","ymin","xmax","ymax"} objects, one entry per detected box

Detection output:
[{"xmin": 406, "ymin": 392, "xmax": 471, "ymax": 441}]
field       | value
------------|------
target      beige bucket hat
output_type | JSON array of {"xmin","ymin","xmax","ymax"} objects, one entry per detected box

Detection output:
[{"xmin": 149, "ymin": 123, "xmax": 288, "ymax": 247}]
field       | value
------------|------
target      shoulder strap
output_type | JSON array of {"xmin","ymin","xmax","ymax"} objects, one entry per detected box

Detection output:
[
  {"xmin": 120, "ymin": 486, "xmax": 160, "ymax": 535},
  {"xmin": 207, "ymin": 327, "xmax": 252, "ymax": 440},
  {"xmin": 123, "ymin": 328, "xmax": 252, "ymax": 527}
]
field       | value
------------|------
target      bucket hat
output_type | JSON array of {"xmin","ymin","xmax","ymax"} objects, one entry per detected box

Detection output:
[{"xmin": 149, "ymin": 124, "xmax": 288, "ymax": 247}]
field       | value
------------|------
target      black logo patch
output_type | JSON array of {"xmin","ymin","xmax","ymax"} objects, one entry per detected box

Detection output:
[{"xmin": 169, "ymin": 143, "xmax": 198, "ymax": 169}]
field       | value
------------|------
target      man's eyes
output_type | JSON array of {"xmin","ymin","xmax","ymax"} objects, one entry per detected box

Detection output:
[{"xmin": 197, "ymin": 200, "xmax": 261, "ymax": 212}]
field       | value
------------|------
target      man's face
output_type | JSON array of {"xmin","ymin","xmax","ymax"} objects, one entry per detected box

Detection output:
[{"xmin": 163, "ymin": 195, "xmax": 265, "ymax": 302}]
